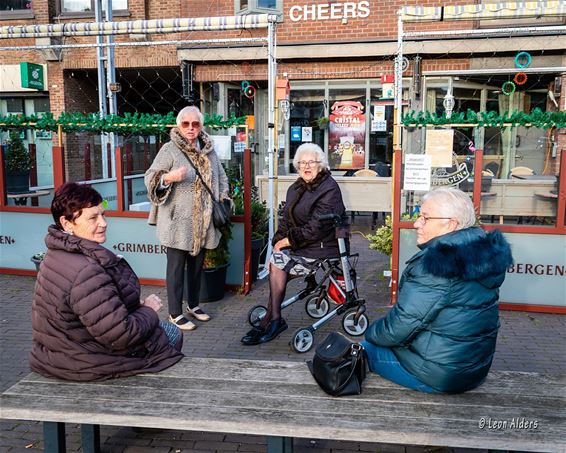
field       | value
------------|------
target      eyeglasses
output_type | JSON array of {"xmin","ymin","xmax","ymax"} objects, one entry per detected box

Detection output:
[
  {"xmin": 180, "ymin": 121, "xmax": 201, "ymax": 129},
  {"xmin": 416, "ymin": 214, "xmax": 453, "ymax": 224},
  {"xmin": 298, "ymin": 160, "xmax": 320, "ymax": 168}
]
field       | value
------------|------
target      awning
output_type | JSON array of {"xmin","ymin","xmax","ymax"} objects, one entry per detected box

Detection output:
[
  {"xmin": 0, "ymin": 14, "xmax": 274, "ymax": 39},
  {"xmin": 401, "ymin": 1, "xmax": 566, "ymax": 22}
]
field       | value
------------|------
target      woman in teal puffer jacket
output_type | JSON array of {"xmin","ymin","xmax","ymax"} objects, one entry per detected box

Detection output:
[{"xmin": 363, "ymin": 187, "xmax": 513, "ymax": 393}]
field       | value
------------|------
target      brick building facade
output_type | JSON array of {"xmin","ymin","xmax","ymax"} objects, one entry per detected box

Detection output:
[{"xmin": 1, "ymin": 0, "xmax": 564, "ymax": 184}]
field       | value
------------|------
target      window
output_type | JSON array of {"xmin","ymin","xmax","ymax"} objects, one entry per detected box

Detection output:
[
  {"xmin": 0, "ymin": 0, "xmax": 33, "ymax": 19},
  {"xmin": 60, "ymin": 0, "xmax": 128, "ymax": 14},
  {"xmin": 234, "ymin": 0, "xmax": 282, "ymax": 16}
]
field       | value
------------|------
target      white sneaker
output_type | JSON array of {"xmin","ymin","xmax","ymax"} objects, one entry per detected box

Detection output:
[
  {"xmin": 186, "ymin": 306, "xmax": 211, "ymax": 322},
  {"xmin": 168, "ymin": 314, "xmax": 197, "ymax": 331}
]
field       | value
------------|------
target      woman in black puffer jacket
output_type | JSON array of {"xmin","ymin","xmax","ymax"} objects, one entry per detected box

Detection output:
[
  {"xmin": 241, "ymin": 143, "xmax": 347, "ymax": 345},
  {"xmin": 30, "ymin": 183, "xmax": 183, "ymax": 381}
]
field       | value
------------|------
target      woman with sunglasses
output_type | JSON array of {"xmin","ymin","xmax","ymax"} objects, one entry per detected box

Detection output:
[
  {"xmin": 362, "ymin": 187, "xmax": 513, "ymax": 393},
  {"xmin": 145, "ymin": 106, "xmax": 230, "ymax": 332},
  {"xmin": 241, "ymin": 143, "xmax": 347, "ymax": 345}
]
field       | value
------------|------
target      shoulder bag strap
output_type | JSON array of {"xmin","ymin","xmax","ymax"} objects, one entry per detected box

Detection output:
[{"xmin": 181, "ymin": 152, "xmax": 218, "ymax": 202}]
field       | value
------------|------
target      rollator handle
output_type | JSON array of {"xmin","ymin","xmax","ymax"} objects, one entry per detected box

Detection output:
[{"xmin": 318, "ymin": 213, "xmax": 348, "ymax": 227}]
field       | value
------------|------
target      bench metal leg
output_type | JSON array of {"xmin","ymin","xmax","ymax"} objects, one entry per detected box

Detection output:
[
  {"xmin": 44, "ymin": 421, "xmax": 66, "ymax": 453},
  {"xmin": 267, "ymin": 436, "xmax": 293, "ymax": 453},
  {"xmin": 81, "ymin": 424, "xmax": 101, "ymax": 453}
]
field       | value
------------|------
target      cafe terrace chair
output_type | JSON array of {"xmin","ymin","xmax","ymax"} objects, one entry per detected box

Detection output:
[{"xmin": 351, "ymin": 168, "xmax": 379, "ymax": 228}]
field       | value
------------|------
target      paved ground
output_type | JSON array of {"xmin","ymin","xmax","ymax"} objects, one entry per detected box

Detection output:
[{"xmin": 1, "ymin": 217, "xmax": 565, "ymax": 452}]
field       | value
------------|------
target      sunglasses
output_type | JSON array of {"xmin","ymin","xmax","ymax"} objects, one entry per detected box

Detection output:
[{"xmin": 180, "ymin": 121, "xmax": 201, "ymax": 129}]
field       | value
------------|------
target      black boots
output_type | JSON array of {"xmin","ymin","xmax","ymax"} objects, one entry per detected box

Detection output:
[{"xmin": 240, "ymin": 318, "xmax": 288, "ymax": 346}]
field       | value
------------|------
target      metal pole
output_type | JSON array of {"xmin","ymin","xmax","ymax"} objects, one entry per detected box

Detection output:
[
  {"xmin": 95, "ymin": 0, "xmax": 108, "ymax": 178},
  {"xmin": 105, "ymin": 0, "xmax": 117, "ymax": 171},
  {"xmin": 258, "ymin": 17, "xmax": 276, "ymax": 280}
]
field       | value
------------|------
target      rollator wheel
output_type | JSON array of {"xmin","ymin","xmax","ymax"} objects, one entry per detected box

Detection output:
[
  {"xmin": 248, "ymin": 305, "xmax": 267, "ymax": 327},
  {"xmin": 342, "ymin": 309, "xmax": 368, "ymax": 336},
  {"xmin": 290, "ymin": 328, "xmax": 315, "ymax": 353},
  {"xmin": 305, "ymin": 294, "xmax": 330, "ymax": 319}
]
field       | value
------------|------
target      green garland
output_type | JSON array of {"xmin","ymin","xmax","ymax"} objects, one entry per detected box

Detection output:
[
  {"xmin": 402, "ymin": 108, "xmax": 566, "ymax": 129},
  {"xmin": 0, "ymin": 112, "xmax": 247, "ymax": 135}
]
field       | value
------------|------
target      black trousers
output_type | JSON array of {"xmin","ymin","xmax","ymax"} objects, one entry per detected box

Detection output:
[{"xmin": 166, "ymin": 247, "xmax": 205, "ymax": 316}]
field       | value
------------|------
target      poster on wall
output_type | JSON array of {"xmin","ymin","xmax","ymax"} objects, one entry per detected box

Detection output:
[{"xmin": 328, "ymin": 101, "xmax": 366, "ymax": 169}]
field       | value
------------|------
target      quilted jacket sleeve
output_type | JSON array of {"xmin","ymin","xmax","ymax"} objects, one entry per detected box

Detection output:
[
  {"xmin": 69, "ymin": 264, "xmax": 159, "ymax": 351},
  {"xmin": 365, "ymin": 264, "xmax": 452, "ymax": 347}
]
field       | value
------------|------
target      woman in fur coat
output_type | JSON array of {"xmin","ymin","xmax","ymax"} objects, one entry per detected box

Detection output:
[
  {"xmin": 145, "ymin": 106, "xmax": 230, "ymax": 332},
  {"xmin": 363, "ymin": 187, "xmax": 513, "ymax": 393}
]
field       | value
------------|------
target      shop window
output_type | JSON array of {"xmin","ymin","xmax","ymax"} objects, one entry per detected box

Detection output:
[
  {"xmin": 0, "ymin": 0, "xmax": 33, "ymax": 20},
  {"xmin": 234, "ymin": 0, "xmax": 282, "ymax": 17},
  {"xmin": 288, "ymin": 89, "xmax": 325, "ymax": 173},
  {"xmin": 59, "ymin": 0, "xmax": 128, "ymax": 15}
]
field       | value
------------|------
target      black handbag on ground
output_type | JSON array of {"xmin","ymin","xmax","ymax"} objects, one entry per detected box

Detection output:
[
  {"xmin": 181, "ymin": 152, "xmax": 231, "ymax": 228},
  {"xmin": 307, "ymin": 331, "xmax": 368, "ymax": 397}
]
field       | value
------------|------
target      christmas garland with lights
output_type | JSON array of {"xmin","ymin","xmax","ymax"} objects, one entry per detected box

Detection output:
[
  {"xmin": 0, "ymin": 112, "xmax": 247, "ymax": 135},
  {"xmin": 402, "ymin": 108, "xmax": 566, "ymax": 129}
]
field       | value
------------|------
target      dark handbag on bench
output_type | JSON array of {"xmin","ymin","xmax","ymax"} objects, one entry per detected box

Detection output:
[
  {"xmin": 307, "ymin": 331, "xmax": 368, "ymax": 397},
  {"xmin": 181, "ymin": 152, "xmax": 231, "ymax": 228}
]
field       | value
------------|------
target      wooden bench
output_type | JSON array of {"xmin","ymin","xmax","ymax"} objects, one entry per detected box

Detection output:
[{"xmin": 1, "ymin": 357, "xmax": 564, "ymax": 453}]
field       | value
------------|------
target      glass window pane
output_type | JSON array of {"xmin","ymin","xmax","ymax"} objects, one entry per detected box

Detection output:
[
  {"xmin": 258, "ymin": 0, "xmax": 276, "ymax": 8},
  {"xmin": 2, "ymin": 0, "xmax": 31, "ymax": 11},
  {"xmin": 288, "ymin": 89, "xmax": 325, "ymax": 173},
  {"xmin": 61, "ymin": 0, "xmax": 91, "ymax": 12}
]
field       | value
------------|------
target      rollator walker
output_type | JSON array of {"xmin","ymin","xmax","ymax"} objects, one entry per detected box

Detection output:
[{"xmin": 247, "ymin": 213, "xmax": 369, "ymax": 353}]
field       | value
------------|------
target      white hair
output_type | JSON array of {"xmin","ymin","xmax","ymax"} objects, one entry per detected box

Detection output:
[
  {"xmin": 292, "ymin": 143, "xmax": 329, "ymax": 171},
  {"xmin": 422, "ymin": 187, "xmax": 477, "ymax": 229},
  {"xmin": 176, "ymin": 106, "xmax": 204, "ymax": 127}
]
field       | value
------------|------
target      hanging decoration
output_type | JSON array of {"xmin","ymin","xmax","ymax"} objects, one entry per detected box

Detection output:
[
  {"xmin": 401, "ymin": 108, "xmax": 566, "ymax": 129},
  {"xmin": 0, "ymin": 112, "xmax": 247, "ymax": 135},
  {"xmin": 514, "ymin": 72, "xmax": 528, "ymax": 85},
  {"xmin": 514, "ymin": 51, "xmax": 532, "ymax": 69},
  {"xmin": 502, "ymin": 81, "xmax": 516, "ymax": 96}
]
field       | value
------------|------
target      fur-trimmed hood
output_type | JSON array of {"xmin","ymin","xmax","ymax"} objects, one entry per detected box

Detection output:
[{"xmin": 413, "ymin": 227, "xmax": 513, "ymax": 284}]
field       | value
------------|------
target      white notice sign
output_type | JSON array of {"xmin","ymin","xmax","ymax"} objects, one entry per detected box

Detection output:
[
  {"xmin": 404, "ymin": 154, "xmax": 432, "ymax": 191},
  {"xmin": 425, "ymin": 129, "xmax": 454, "ymax": 167}
]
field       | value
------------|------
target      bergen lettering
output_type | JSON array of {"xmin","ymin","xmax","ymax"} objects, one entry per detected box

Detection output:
[{"xmin": 508, "ymin": 263, "xmax": 565, "ymax": 276}]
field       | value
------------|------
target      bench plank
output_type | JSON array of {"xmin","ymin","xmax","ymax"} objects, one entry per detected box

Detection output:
[{"xmin": 2, "ymin": 358, "xmax": 564, "ymax": 452}]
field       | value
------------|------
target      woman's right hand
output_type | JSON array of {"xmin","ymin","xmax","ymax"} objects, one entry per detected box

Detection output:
[
  {"xmin": 142, "ymin": 294, "xmax": 163, "ymax": 312},
  {"xmin": 164, "ymin": 166, "xmax": 188, "ymax": 185},
  {"xmin": 274, "ymin": 237, "xmax": 290, "ymax": 252}
]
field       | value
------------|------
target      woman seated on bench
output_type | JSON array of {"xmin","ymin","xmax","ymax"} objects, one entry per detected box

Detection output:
[
  {"xmin": 241, "ymin": 143, "xmax": 347, "ymax": 346},
  {"xmin": 30, "ymin": 183, "xmax": 184, "ymax": 381},
  {"xmin": 363, "ymin": 187, "xmax": 513, "ymax": 393}
]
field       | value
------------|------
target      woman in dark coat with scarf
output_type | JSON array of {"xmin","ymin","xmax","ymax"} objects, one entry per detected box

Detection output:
[
  {"xmin": 363, "ymin": 187, "xmax": 513, "ymax": 393},
  {"xmin": 30, "ymin": 183, "xmax": 183, "ymax": 381},
  {"xmin": 241, "ymin": 143, "xmax": 347, "ymax": 345}
]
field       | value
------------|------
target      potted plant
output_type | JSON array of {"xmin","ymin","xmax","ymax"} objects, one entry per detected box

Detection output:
[
  {"xmin": 4, "ymin": 130, "xmax": 32, "ymax": 194},
  {"xmin": 31, "ymin": 252, "xmax": 46, "ymax": 271},
  {"xmin": 316, "ymin": 117, "xmax": 330, "ymax": 130},
  {"xmin": 199, "ymin": 223, "xmax": 232, "ymax": 302}
]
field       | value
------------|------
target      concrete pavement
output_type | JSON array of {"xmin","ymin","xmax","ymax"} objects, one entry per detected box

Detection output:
[{"xmin": 1, "ymin": 221, "xmax": 565, "ymax": 452}]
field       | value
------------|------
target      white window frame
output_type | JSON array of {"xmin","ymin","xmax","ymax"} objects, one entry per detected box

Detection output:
[{"xmin": 234, "ymin": 0, "xmax": 283, "ymax": 17}]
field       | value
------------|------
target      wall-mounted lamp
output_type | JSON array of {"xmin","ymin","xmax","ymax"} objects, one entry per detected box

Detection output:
[{"xmin": 443, "ymin": 78, "xmax": 455, "ymax": 119}]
